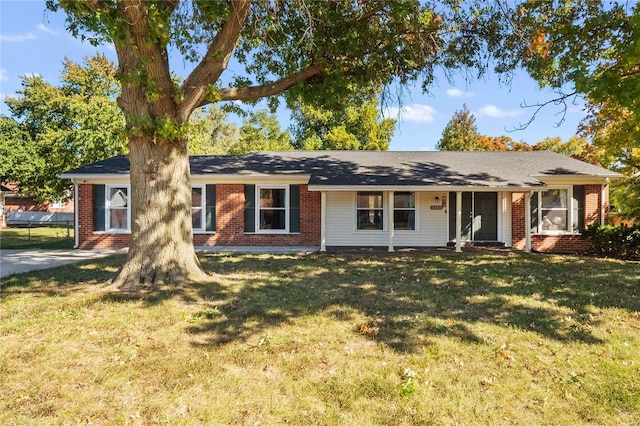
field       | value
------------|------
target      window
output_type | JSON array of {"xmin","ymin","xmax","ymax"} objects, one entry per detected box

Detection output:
[
  {"xmin": 357, "ymin": 191, "xmax": 384, "ymax": 231},
  {"xmin": 540, "ymin": 188, "xmax": 568, "ymax": 232},
  {"xmin": 107, "ymin": 186, "xmax": 129, "ymax": 231},
  {"xmin": 258, "ymin": 186, "xmax": 287, "ymax": 231},
  {"xmin": 192, "ymin": 186, "xmax": 204, "ymax": 230},
  {"xmin": 394, "ymin": 192, "xmax": 416, "ymax": 230}
]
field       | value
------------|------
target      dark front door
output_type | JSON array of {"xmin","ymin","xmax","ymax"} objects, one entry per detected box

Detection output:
[{"xmin": 449, "ymin": 192, "xmax": 498, "ymax": 241}]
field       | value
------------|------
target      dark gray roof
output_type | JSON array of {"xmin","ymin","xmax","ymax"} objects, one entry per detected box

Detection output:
[{"xmin": 61, "ymin": 151, "xmax": 621, "ymax": 188}]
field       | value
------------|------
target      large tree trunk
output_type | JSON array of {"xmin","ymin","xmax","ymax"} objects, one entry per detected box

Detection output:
[{"xmin": 112, "ymin": 135, "xmax": 209, "ymax": 291}]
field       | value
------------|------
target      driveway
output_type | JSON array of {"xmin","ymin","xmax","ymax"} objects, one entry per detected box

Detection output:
[{"xmin": 0, "ymin": 249, "xmax": 125, "ymax": 279}]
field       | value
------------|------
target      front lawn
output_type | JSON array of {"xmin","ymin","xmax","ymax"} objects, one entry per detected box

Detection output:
[
  {"xmin": 1, "ymin": 252, "xmax": 638, "ymax": 424},
  {"xmin": 0, "ymin": 225, "xmax": 74, "ymax": 249}
]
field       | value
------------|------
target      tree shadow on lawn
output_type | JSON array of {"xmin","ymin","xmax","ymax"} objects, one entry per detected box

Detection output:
[
  {"xmin": 187, "ymin": 252, "xmax": 640, "ymax": 352},
  {"xmin": 2, "ymin": 251, "xmax": 638, "ymax": 353}
]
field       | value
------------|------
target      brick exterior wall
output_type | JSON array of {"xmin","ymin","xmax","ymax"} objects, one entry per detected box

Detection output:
[
  {"xmin": 512, "ymin": 184, "xmax": 607, "ymax": 253},
  {"xmin": 77, "ymin": 182, "xmax": 607, "ymax": 254},
  {"xmin": 77, "ymin": 183, "xmax": 321, "ymax": 250}
]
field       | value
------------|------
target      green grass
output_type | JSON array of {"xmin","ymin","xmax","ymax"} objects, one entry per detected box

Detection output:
[
  {"xmin": 1, "ymin": 252, "xmax": 639, "ymax": 424},
  {"xmin": 0, "ymin": 226, "xmax": 74, "ymax": 249}
]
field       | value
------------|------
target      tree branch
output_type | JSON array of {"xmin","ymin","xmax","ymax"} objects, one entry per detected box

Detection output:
[
  {"xmin": 179, "ymin": 0, "xmax": 252, "ymax": 119},
  {"xmin": 200, "ymin": 64, "xmax": 323, "ymax": 107}
]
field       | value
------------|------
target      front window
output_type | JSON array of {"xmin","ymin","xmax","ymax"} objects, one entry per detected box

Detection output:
[
  {"xmin": 540, "ymin": 189, "xmax": 568, "ymax": 232},
  {"xmin": 357, "ymin": 191, "xmax": 384, "ymax": 230},
  {"xmin": 192, "ymin": 186, "xmax": 204, "ymax": 230},
  {"xmin": 258, "ymin": 187, "xmax": 287, "ymax": 231},
  {"xmin": 394, "ymin": 192, "xmax": 416, "ymax": 230},
  {"xmin": 107, "ymin": 186, "xmax": 128, "ymax": 231}
]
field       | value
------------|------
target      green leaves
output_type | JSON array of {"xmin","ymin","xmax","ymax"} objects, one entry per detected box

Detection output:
[{"xmin": 3, "ymin": 55, "xmax": 127, "ymax": 202}]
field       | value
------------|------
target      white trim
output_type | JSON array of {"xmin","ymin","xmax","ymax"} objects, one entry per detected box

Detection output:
[
  {"xmin": 255, "ymin": 184, "xmax": 289, "ymax": 233},
  {"xmin": 310, "ymin": 184, "xmax": 538, "ymax": 192},
  {"xmin": 64, "ymin": 174, "xmax": 311, "ymax": 185}
]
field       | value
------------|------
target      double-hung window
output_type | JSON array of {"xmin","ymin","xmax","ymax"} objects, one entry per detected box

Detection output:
[
  {"xmin": 540, "ymin": 188, "xmax": 569, "ymax": 232},
  {"xmin": 191, "ymin": 186, "xmax": 204, "ymax": 231},
  {"xmin": 258, "ymin": 186, "xmax": 287, "ymax": 231},
  {"xmin": 394, "ymin": 192, "xmax": 416, "ymax": 230},
  {"xmin": 106, "ymin": 185, "xmax": 129, "ymax": 231},
  {"xmin": 356, "ymin": 191, "xmax": 384, "ymax": 231}
]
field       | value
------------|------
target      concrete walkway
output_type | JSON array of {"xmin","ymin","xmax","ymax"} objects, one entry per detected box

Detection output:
[{"xmin": 0, "ymin": 249, "xmax": 125, "ymax": 279}]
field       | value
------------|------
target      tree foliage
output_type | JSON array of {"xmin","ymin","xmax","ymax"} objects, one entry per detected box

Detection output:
[
  {"xmin": 228, "ymin": 110, "xmax": 292, "ymax": 155},
  {"xmin": 3, "ymin": 55, "xmax": 127, "ymax": 202},
  {"xmin": 290, "ymin": 94, "xmax": 395, "ymax": 151},
  {"xmin": 187, "ymin": 106, "xmax": 239, "ymax": 155},
  {"xmin": 436, "ymin": 105, "xmax": 481, "ymax": 151},
  {"xmin": 43, "ymin": 0, "xmax": 541, "ymax": 288}
]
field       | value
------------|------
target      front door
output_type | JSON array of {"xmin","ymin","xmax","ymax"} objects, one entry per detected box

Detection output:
[{"xmin": 449, "ymin": 192, "xmax": 498, "ymax": 241}]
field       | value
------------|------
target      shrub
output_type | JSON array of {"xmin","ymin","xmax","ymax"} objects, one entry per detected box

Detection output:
[{"xmin": 582, "ymin": 224, "xmax": 640, "ymax": 259}]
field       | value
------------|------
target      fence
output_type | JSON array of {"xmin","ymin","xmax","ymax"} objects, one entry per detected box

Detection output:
[{"xmin": 3, "ymin": 211, "xmax": 74, "ymax": 244}]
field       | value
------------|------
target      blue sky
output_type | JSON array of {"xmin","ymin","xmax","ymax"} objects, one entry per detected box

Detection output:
[{"xmin": 0, "ymin": 1, "xmax": 586, "ymax": 151}]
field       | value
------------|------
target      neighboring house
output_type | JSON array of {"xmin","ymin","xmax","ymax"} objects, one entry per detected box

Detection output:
[
  {"xmin": 0, "ymin": 182, "xmax": 74, "ymax": 228},
  {"xmin": 60, "ymin": 151, "xmax": 621, "ymax": 253}
]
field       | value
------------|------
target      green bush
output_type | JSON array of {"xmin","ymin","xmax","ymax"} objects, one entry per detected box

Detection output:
[{"xmin": 582, "ymin": 224, "xmax": 640, "ymax": 259}]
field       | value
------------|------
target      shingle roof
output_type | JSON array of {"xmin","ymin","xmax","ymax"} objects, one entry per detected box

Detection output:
[{"xmin": 61, "ymin": 151, "xmax": 621, "ymax": 188}]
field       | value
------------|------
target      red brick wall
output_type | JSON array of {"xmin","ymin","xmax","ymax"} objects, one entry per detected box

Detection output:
[
  {"xmin": 193, "ymin": 184, "xmax": 321, "ymax": 246},
  {"xmin": 511, "ymin": 184, "xmax": 608, "ymax": 254},
  {"xmin": 77, "ymin": 184, "xmax": 131, "ymax": 249},
  {"xmin": 77, "ymin": 183, "xmax": 321, "ymax": 249}
]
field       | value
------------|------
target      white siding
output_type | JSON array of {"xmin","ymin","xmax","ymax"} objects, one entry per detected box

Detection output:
[{"xmin": 325, "ymin": 191, "xmax": 449, "ymax": 247}]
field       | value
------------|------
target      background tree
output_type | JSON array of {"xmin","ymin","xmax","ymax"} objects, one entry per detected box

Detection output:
[
  {"xmin": 46, "ymin": 0, "xmax": 502, "ymax": 289},
  {"xmin": 490, "ymin": 1, "xmax": 639, "ymax": 220},
  {"xmin": 477, "ymin": 135, "xmax": 531, "ymax": 151},
  {"xmin": 290, "ymin": 94, "xmax": 395, "ymax": 151},
  {"xmin": 187, "ymin": 106, "xmax": 239, "ymax": 155},
  {"xmin": 3, "ymin": 55, "xmax": 127, "ymax": 202},
  {"xmin": 228, "ymin": 110, "xmax": 292, "ymax": 155},
  {"xmin": 0, "ymin": 117, "xmax": 43, "ymax": 194},
  {"xmin": 436, "ymin": 105, "xmax": 481, "ymax": 151}
]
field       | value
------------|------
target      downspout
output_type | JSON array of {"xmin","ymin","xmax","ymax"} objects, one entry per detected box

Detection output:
[
  {"xmin": 73, "ymin": 181, "xmax": 79, "ymax": 249},
  {"xmin": 320, "ymin": 191, "xmax": 327, "ymax": 252},
  {"xmin": 524, "ymin": 191, "xmax": 532, "ymax": 253}
]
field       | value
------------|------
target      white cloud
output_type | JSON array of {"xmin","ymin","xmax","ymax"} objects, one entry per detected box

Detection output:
[
  {"xmin": 446, "ymin": 88, "xmax": 475, "ymax": 98},
  {"xmin": 476, "ymin": 104, "xmax": 522, "ymax": 118},
  {"xmin": 36, "ymin": 24, "xmax": 57, "ymax": 35},
  {"xmin": 387, "ymin": 104, "xmax": 437, "ymax": 123},
  {"xmin": 0, "ymin": 32, "xmax": 37, "ymax": 42},
  {"xmin": 0, "ymin": 69, "xmax": 7, "ymax": 82}
]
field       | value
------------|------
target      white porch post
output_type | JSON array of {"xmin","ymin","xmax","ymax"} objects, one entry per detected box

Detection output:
[
  {"xmin": 524, "ymin": 191, "xmax": 532, "ymax": 253},
  {"xmin": 388, "ymin": 191, "xmax": 395, "ymax": 252},
  {"xmin": 320, "ymin": 191, "xmax": 327, "ymax": 252},
  {"xmin": 600, "ymin": 181, "xmax": 607, "ymax": 225},
  {"xmin": 74, "ymin": 182, "xmax": 79, "ymax": 249},
  {"xmin": 455, "ymin": 191, "xmax": 462, "ymax": 252}
]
